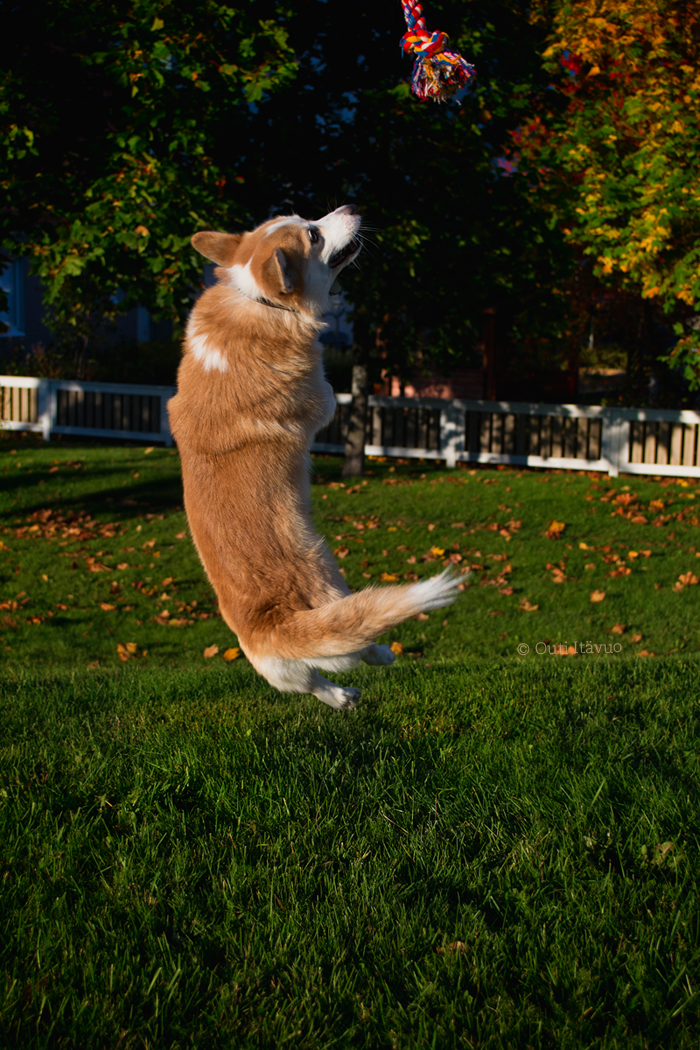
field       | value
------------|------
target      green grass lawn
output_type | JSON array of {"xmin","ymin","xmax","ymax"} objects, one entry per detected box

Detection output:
[{"xmin": 1, "ymin": 432, "xmax": 700, "ymax": 1048}]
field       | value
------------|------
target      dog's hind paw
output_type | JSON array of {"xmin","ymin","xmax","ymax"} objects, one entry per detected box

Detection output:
[
  {"xmin": 315, "ymin": 684, "xmax": 361, "ymax": 711},
  {"xmin": 362, "ymin": 643, "xmax": 395, "ymax": 666}
]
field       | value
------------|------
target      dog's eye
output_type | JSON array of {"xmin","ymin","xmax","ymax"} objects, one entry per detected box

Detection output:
[{"xmin": 307, "ymin": 227, "xmax": 319, "ymax": 244}]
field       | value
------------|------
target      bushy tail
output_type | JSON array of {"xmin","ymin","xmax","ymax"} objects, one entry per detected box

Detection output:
[{"xmin": 261, "ymin": 570, "xmax": 461, "ymax": 659}]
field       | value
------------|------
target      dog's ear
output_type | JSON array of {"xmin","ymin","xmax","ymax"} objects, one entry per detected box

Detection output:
[
  {"xmin": 262, "ymin": 247, "xmax": 297, "ymax": 297},
  {"xmin": 191, "ymin": 231, "xmax": 242, "ymax": 266}
]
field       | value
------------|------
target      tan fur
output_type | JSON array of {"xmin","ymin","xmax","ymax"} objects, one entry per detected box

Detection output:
[{"xmin": 168, "ymin": 206, "xmax": 460, "ymax": 710}]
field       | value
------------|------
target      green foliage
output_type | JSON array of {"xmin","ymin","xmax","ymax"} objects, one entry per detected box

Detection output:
[
  {"xmin": 0, "ymin": 0, "xmax": 297, "ymax": 345},
  {"xmin": 521, "ymin": 0, "xmax": 700, "ymax": 388},
  {"xmin": 236, "ymin": 1, "xmax": 579, "ymax": 378}
]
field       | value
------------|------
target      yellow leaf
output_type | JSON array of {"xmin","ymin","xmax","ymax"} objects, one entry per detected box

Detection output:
[
  {"xmin": 161, "ymin": 577, "xmax": 174, "ymax": 587},
  {"xmin": 390, "ymin": 641, "xmax": 403, "ymax": 656},
  {"xmin": 223, "ymin": 647, "xmax": 240, "ymax": 662},
  {"xmin": 100, "ymin": 602, "xmax": 116, "ymax": 612},
  {"xmin": 519, "ymin": 599, "xmax": 539, "ymax": 612},
  {"xmin": 430, "ymin": 546, "xmax": 445, "ymax": 556},
  {"xmin": 380, "ymin": 573, "xmax": 399, "ymax": 582},
  {"xmin": 203, "ymin": 644, "xmax": 219, "ymax": 659},
  {"xmin": 590, "ymin": 590, "xmax": 606, "ymax": 603}
]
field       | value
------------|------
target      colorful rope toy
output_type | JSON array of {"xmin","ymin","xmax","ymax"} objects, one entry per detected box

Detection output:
[{"xmin": 400, "ymin": 0, "xmax": 476, "ymax": 103}]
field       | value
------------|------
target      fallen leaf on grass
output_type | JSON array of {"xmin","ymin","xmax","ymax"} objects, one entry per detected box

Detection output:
[
  {"xmin": 498, "ymin": 586, "xmax": 514, "ymax": 596},
  {"xmin": 546, "ymin": 520, "xmax": 566, "ymax": 539},
  {"xmin": 223, "ymin": 647, "xmax": 240, "ymax": 661},
  {"xmin": 100, "ymin": 603, "xmax": 116, "ymax": 612},
  {"xmin": 175, "ymin": 532, "xmax": 186, "ymax": 540},
  {"xmin": 86, "ymin": 559, "xmax": 110, "ymax": 573},
  {"xmin": 590, "ymin": 590, "xmax": 606, "ymax": 603},
  {"xmin": 391, "ymin": 641, "xmax": 403, "ymax": 656},
  {"xmin": 380, "ymin": 572, "xmax": 399, "ymax": 582},
  {"xmin": 415, "ymin": 612, "xmax": 429, "ymax": 622},
  {"xmin": 519, "ymin": 599, "xmax": 539, "ymax": 612},
  {"xmin": 334, "ymin": 546, "xmax": 349, "ymax": 559},
  {"xmin": 612, "ymin": 623, "xmax": 626, "ymax": 635},
  {"xmin": 203, "ymin": 644, "xmax": 219, "ymax": 659},
  {"xmin": 672, "ymin": 581, "xmax": 685, "ymax": 592},
  {"xmin": 637, "ymin": 650, "xmax": 655, "ymax": 657},
  {"xmin": 437, "ymin": 941, "xmax": 466, "ymax": 955},
  {"xmin": 678, "ymin": 572, "xmax": 699, "ymax": 586},
  {"xmin": 117, "ymin": 641, "xmax": 146, "ymax": 662},
  {"xmin": 630, "ymin": 633, "xmax": 642, "ymax": 642}
]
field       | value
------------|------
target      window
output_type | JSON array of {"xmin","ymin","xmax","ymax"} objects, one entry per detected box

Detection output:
[{"xmin": 0, "ymin": 259, "xmax": 25, "ymax": 337}]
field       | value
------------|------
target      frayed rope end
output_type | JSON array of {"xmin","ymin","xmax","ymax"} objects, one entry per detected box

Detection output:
[{"xmin": 400, "ymin": 3, "xmax": 476, "ymax": 103}]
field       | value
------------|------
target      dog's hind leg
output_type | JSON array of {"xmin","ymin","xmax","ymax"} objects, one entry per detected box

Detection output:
[
  {"xmin": 252, "ymin": 654, "xmax": 361, "ymax": 710},
  {"xmin": 310, "ymin": 672, "xmax": 361, "ymax": 711},
  {"xmin": 361, "ymin": 643, "xmax": 395, "ymax": 666}
]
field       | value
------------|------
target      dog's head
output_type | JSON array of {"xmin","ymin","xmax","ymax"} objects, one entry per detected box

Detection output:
[{"xmin": 191, "ymin": 205, "xmax": 362, "ymax": 317}]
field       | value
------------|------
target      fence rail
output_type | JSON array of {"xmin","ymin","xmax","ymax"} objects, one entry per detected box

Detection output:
[
  {"xmin": 0, "ymin": 376, "xmax": 175, "ymax": 445},
  {"xmin": 2, "ymin": 376, "xmax": 700, "ymax": 478}
]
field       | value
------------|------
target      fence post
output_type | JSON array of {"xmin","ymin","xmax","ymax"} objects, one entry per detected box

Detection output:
[
  {"xmin": 602, "ymin": 409, "xmax": 623, "ymax": 477},
  {"xmin": 37, "ymin": 379, "xmax": 51, "ymax": 441},
  {"xmin": 440, "ymin": 402, "xmax": 463, "ymax": 468}
]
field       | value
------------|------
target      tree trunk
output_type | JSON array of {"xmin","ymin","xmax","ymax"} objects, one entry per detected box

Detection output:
[{"xmin": 342, "ymin": 323, "xmax": 370, "ymax": 477}]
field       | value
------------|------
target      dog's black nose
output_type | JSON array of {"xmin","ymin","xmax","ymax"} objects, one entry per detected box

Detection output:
[{"xmin": 337, "ymin": 204, "xmax": 359, "ymax": 215}]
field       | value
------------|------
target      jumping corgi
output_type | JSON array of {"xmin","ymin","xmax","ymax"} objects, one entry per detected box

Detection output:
[{"xmin": 167, "ymin": 204, "xmax": 460, "ymax": 710}]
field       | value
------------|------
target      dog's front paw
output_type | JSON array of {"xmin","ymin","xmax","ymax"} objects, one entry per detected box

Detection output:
[{"xmin": 363, "ymin": 643, "xmax": 395, "ymax": 667}]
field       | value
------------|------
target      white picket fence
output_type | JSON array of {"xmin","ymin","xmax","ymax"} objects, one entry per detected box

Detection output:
[
  {"xmin": 2, "ymin": 375, "xmax": 700, "ymax": 478},
  {"xmin": 0, "ymin": 376, "xmax": 175, "ymax": 445}
]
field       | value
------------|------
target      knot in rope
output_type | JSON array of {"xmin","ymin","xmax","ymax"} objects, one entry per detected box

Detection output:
[{"xmin": 400, "ymin": 0, "xmax": 476, "ymax": 103}]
